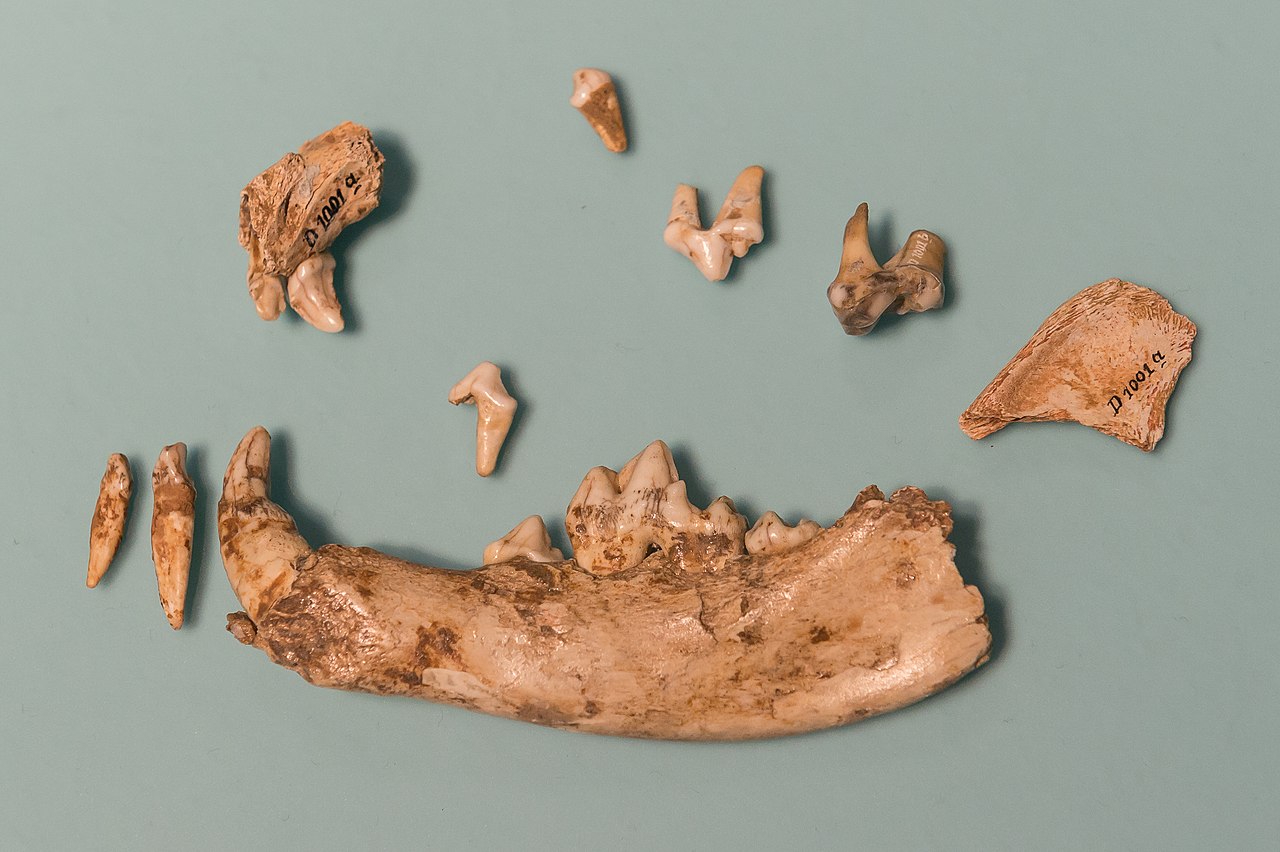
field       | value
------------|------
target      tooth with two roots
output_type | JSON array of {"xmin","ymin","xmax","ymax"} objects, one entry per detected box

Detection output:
[
  {"xmin": 484, "ymin": 516, "xmax": 564, "ymax": 564},
  {"xmin": 448, "ymin": 362, "xmax": 518, "ymax": 477},
  {"xmin": 151, "ymin": 443, "xmax": 196, "ymax": 629},
  {"xmin": 570, "ymin": 68, "xmax": 627, "ymax": 153},
  {"xmin": 218, "ymin": 427, "xmax": 990, "ymax": 740},
  {"xmin": 87, "ymin": 453, "xmax": 133, "ymax": 588},
  {"xmin": 745, "ymin": 511, "xmax": 822, "ymax": 555},
  {"xmin": 286, "ymin": 253, "xmax": 343, "ymax": 333},
  {"xmin": 827, "ymin": 202, "xmax": 946, "ymax": 335},
  {"xmin": 663, "ymin": 166, "xmax": 765, "ymax": 281}
]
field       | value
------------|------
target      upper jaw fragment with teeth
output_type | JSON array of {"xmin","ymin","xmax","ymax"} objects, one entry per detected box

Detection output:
[
  {"xmin": 218, "ymin": 427, "xmax": 991, "ymax": 740},
  {"xmin": 827, "ymin": 202, "xmax": 946, "ymax": 335},
  {"xmin": 663, "ymin": 166, "xmax": 765, "ymax": 281}
]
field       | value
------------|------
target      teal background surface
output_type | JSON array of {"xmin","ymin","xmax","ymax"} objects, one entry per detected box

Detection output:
[{"xmin": 2, "ymin": 2, "xmax": 1277, "ymax": 849}]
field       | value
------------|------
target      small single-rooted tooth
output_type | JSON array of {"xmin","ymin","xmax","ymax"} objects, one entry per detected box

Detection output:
[
  {"xmin": 87, "ymin": 454, "xmax": 133, "ymax": 588},
  {"xmin": 570, "ymin": 68, "xmax": 627, "ymax": 153},
  {"xmin": 238, "ymin": 121, "xmax": 384, "ymax": 330},
  {"xmin": 827, "ymin": 202, "xmax": 946, "ymax": 335},
  {"xmin": 960, "ymin": 279, "xmax": 1196, "ymax": 451},
  {"xmin": 151, "ymin": 443, "xmax": 196, "ymax": 629},
  {"xmin": 566, "ymin": 440, "xmax": 747, "ymax": 575},
  {"xmin": 286, "ymin": 253, "xmax": 343, "ymax": 333},
  {"xmin": 663, "ymin": 166, "xmax": 765, "ymax": 281},
  {"xmin": 483, "ymin": 516, "xmax": 564, "ymax": 564},
  {"xmin": 448, "ymin": 362, "xmax": 518, "ymax": 477},
  {"xmin": 745, "ymin": 511, "xmax": 823, "ymax": 555}
]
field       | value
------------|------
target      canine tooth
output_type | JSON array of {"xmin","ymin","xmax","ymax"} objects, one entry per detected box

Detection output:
[
  {"xmin": 448, "ymin": 362, "xmax": 518, "ymax": 477},
  {"xmin": 484, "ymin": 516, "xmax": 565, "ymax": 564},
  {"xmin": 151, "ymin": 443, "xmax": 196, "ymax": 629},
  {"xmin": 827, "ymin": 202, "xmax": 946, "ymax": 335},
  {"xmin": 286, "ymin": 253, "xmax": 344, "ymax": 333},
  {"xmin": 570, "ymin": 68, "xmax": 627, "ymax": 153},
  {"xmin": 87, "ymin": 453, "xmax": 133, "ymax": 588},
  {"xmin": 746, "ymin": 511, "xmax": 822, "ymax": 555},
  {"xmin": 709, "ymin": 165, "xmax": 765, "ymax": 257}
]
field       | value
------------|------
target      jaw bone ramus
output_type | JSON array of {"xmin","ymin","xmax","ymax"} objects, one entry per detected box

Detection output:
[{"xmin": 219, "ymin": 428, "xmax": 990, "ymax": 740}]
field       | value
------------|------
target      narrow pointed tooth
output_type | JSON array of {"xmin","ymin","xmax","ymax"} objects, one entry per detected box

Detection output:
[
  {"xmin": 484, "ymin": 516, "xmax": 565, "ymax": 564},
  {"xmin": 151, "ymin": 443, "xmax": 196, "ymax": 629},
  {"xmin": 659, "ymin": 479, "xmax": 697, "ymax": 526},
  {"xmin": 217, "ymin": 428, "xmax": 310, "ymax": 621},
  {"xmin": 286, "ymin": 252, "xmax": 344, "ymax": 332},
  {"xmin": 570, "ymin": 68, "xmax": 627, "ymax": 153},
  {"xmin": 448, "ymin": 362, "xmax": 518, "ymax": 477},
  {"xmin": 710, "ymin": 165, "xmax": 764, "ymax": 257},
  {"xmin": 617, "ymin": 440, "xmax": 678, "ymax": 492},
  {"xmin": 745, "ymin": 511, "xmax": 822, "ymax": 555},
  {"xmin": 835, "ymin": 203, "xmax": 880, "ymax": 279},
  {"xmin": 87, "ymin": 454, "xmax": 133, "ymax": 588}
]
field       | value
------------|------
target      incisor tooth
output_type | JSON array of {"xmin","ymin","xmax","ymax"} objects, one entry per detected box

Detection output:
[
  {"xmin": 483, "ymin": 516, "xmax": 565, "ymax": 564},
  {"xmin": 746, "ymin": 511, "xmax": 822, "ymax": 555},
  {"xmin": 287, "ymin": 253, "xmax": 343, "ymax": 333},
  {"xmin": 87, "ymin": 454, "xmax": 132, "ymax": 588},
  {"xmin": 570, "ymin": 68, "xmax": 627, "ymax": 153},
  {"xmin": 663, "ymin": 167, "xmax": 765, "ymax": 281},
  {"xmin": 151, "ymin": 443, "xmax": 196, "ymax": 629},
  {"xmin": 448, "ymin": 362, "xmax": 518, "ymax": 477}
]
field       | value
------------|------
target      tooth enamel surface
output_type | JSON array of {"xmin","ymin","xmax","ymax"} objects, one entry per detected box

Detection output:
[
  {"xmin": 448, "ymin": 362, "xmax": 518, "ymax": 477},
  {"xmin": 746, "ymin": 511, "xmax": 823, "ymax": 555},
  {"xmin": 87, "ymin": 453, "xmax": 133, "ymax": 589},
  {"xmin": 248, "ymin": 273, "xmax": 286, "ymax": 321},
  {"xmin": 483, "ymin": 516, "xmax": 565, "ymax": 564},
  {"xmin": 151, "ymin": 443, "xmax": 196, "ymax": 629},
  {"xmin": 663, "ymin": 167, "xmax": 765, "ymax": 281},
  {"xmin": 286, "ymin": 252, "xmax": 343, "ymax": 333},
  {"xmin": 570, "ymin": 68, "xmax": 627, "ymax": 152}
]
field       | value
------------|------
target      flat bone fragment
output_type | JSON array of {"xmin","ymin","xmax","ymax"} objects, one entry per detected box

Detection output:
[
  {"xmin": 238, "ymin": 121, "xmax": 384, "ymax": 330},
  {"xmin": 663, "ymin": 166, "xmax": 764, "ymax": 281},
  {"xmin": 827, "ymin": 203, "xmax": 946, "ymax": 335},
  {"xmin": 87, "ymin": 454, "xmax": 133, "ymax": 588},
  {"xmin": 484, "ymin": 516, "xmax": 565, "ymax": 564},
  {"xmin": 151, "ymin": 443, "xmax": 196, "ymax": 629},
  {"xmin": 960, "ymin": 279, "xmax": 1196, "ymax": 451},
  {"xmin": 448, "ymin": 362, "xmax": 517, "ymax": 477},
  {"xmin": 745, "ymin": 511, "xmax": 822, "ymax": 555},
  {"xmin": 218, "ymin": 427, "xmax": 990, "ymax": 740},
  {"xmin": 570, "ymin": 68, "xmax": 627, "ymax": 152}
]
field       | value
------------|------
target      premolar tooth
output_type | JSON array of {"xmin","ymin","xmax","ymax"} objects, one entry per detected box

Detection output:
[
  {"xmin": 484, "ymin": 516, "xmax": 564, "ymax": 564},
  {"xmin": 448, "ymin": 362, "xmax": 518, "ymax": 477},
  {"xmin": 618, "ymin": 440, "xmax": 678, "ymax": 492},
  {"xmin": 746, "ymin": 511, "xmax": 822, "ymax": 555},
  {"xmin": 87, "ymin": 454, "xmax": 133, "ymax": 588},
  {"xmin": 151, "ymin": 443, "xmax": 196, "ymax": 629},
  {"xmin": 709, "ymin": 165, "xmax": 765, "ymax": 257},
  {"xmin": 663, "ymin": 185, "xmax": 733, "ymax": 282},
  {"xmin": 249, "ymin": 274, "xmax": 286, "ymax": 321},
  {"xmin": 286, "ymin": 252, "xmax": 344, "ymax": 332},
  {"xmin": 570, "ymin": 68, "xmax": 627, "ymax": 153}
]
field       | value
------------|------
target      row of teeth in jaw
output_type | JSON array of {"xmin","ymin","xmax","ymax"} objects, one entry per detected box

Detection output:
[{"xmin": 483, "ymin": 440, "xmax": 822, "ymax": 572}]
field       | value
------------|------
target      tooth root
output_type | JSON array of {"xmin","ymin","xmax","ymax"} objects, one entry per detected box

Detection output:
[
  {"xmin": 87, "ymin": 454, "xmax": 133, "ymax": 588},
  {"xmin": 218, "ymin": 428, "xmax": 310, "ymax": 621},
  {"xmin": 836, "ymin": 203, "xmax": 880, "ymax": 280},
  {"xmin": 484, "ymin": 516, "xmax": 565, "ymax": 565},
  {"xmin": 664, "ymin": 169, "xmax": 764, "ymax": 281},
  {"xmin": 448, "ymin": 362, "xmax": 518, "ymax": 477},
  {"xmin": 710, "ymin": 165, "xmax": 765, "ymax": 257},
  {"xmin": 618, "ymin": 440, "xmax": 679, "ymax": 491},
  {"xmin": 746, "ymin": 511, "xmax": 823, "ymax": 555},
  {"xmin": 151, "ymin": 443, "xmax": 196, "ymax": 629},
  {"xmin": 286, "ymin": 253, "xmax": 344, "ymax": 333},
  {"xmin": 570, "ymin": 68, "xmax": 627, "ymax": 153},
  {"xmin": 665, "ymin": 184, "xmax": 702, "ymax": 230}
]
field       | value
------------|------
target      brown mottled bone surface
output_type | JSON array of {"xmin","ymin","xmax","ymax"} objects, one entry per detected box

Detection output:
[
  {"xmin": 219, "ymin": 428, "xmax": 989, "ymax": 740},
  {"xmin": 960, "ymin": 279, "xmax": 1195, "ymax": 451},
  {"xmin": 238, "ymin": 121, "xmax": 384, "ymax": 281}
]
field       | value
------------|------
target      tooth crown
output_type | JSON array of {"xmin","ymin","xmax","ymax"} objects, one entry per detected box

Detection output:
[
  {"xmin": 745, "ymin": 511, "xmax": 822, "ymax": 555},
  {"xmin": 449, "ymin": 362, "xmax": 518, "ymax": 477},
  {"xmin": 484, "ymin": 515, "xmax": 565, "ymax": 564},
  {"xmin": 664, "ymin": 167, "xmax": 765, "ymax": 281},
  {"xmin": 565, "ymin": 441, "xmax": 747, "ymax": 575}
]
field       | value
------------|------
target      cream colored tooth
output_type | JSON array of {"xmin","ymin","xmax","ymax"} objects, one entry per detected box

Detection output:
[
  {"xmin": 664, "ymin": 169, "xmax": 765, "ymax": 281},
  {"xmin": 618, "ymin": 440, "xmax": 678, "ymax": 492},
  {"xmin": 569, "ymin": 466, "xmax": 622, "ymax": 510},
  {"xmin": 709, "ymin": 165, "xmax": 765, "ymax": 257},
  {"xmin": 570, "ymin": 68, "xmax": 627, "ymax": 153},
  {"xmin": 705, "ymin": 497, "xmax": 749, "ymax": 542},
  {"xmin": 484, "ymin": 516, "xmax": 565, "ymax": 564},
  {"xmin": 151, "ymin": 443, "xmax": 196, "ymax": 630},
  {"xmin": 746, "ymin": 511, "xmax": 822, "ymax": 555},
  {"xmin": 448, "ymin": 362, "xmax": 518, "ymax": 477},
  {"xmin": 286, "ymin": 252, "xmax": 343, "ymax": 332},
  {"xmin": 87, "ymin": 454, "xmax": 133, "ymax": 588},
  {"xmin": 248, "ymin": 273, "xmax": 286, "ymax": 321}
]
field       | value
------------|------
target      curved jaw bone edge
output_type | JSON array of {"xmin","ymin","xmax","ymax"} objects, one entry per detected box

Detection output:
[
  {"xmin": 959, "ymin": 279, "xmax": 1196, "ymax": 451},
  {"xmin": 570, "ymin": 68, "xmax": 627, "ymax": 152},
  {"xmin": 238, "ymin": 121, "xmax": 385, "ymax": 329},
  {"xmin": 663, "ymin": 166, "xmax": 764, "ymax": 281},
  {"xmin": 448, "ymin": 362, "xmax": 518, "ymax": 477},
  {"xmin": 827, "ymin": 202, "xmax": 946, "ymax": 335},
  {"xmin": 218, "ymin": 428, "xmax": 991, "ymax": 740}
]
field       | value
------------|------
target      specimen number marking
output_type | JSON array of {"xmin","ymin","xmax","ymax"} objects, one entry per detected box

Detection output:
[
  {"xmin": 1107, "ymin": 351, "xmax": 1166, "ymax": 415},
  {"xmin": 304, "ymin": 173, "xmax": 362, "ymax": 248}
]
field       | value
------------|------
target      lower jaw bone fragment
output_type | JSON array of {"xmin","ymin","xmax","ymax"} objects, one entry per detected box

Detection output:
[
  {"xmin": 238, "ymin": 121, "xmax": 384, "ymax": 331},
  {"xmin": 827, "ymin": 203, "xmax": 946, "ymax": 335},
  {"xmin": 663, "ymin": 166, "xmax": 764, "ymax": 281},
  {"xmin": 960, "ymin": 279, "xmax": 1196, "ymax": 451},
  {"xmin": 87, "ymin": 454, "xmax": 133, "ymax": 588},
  {"xmin": 448, "ymin": 362, "xmax": 517, "ymax": 477},
  {"xmin": 218, "ymin": 427, "xmax": 991, "ymax": 740},
  {"xmin": 570, "ymin": 68, "xmax": 627, "ymax": 153},
  {"xmin": 151, "ymin": 443, "xmax": 196, "ymax": 629}
]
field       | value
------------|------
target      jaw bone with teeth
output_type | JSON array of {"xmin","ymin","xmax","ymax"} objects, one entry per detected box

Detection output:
[{"xmin": 219, "ymin": 428, "xmax": 990, "ymax": 740}]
